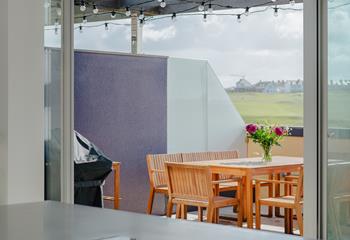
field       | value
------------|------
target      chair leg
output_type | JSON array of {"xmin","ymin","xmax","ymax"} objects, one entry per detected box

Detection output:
[
  {"xmin": 147, "ymin": 187, "xmax": 155, "ymax": 214},
  {"xmin": 181, "ymin": 205, "xmax": 187, "ymax": 220},
  {"xmin": 255, "ymin": 201, "xmax": 261, "ymax": 229},
  {"xmin": 268, "ymin": 174, "xmax": 273, "ymax": 218},
  {"xmin": 255, "ymin": 183, "xmax": 261, "ymax": 229},
  {"xmin": 166, "ymin": 199, "xmax": 173, "ymax": 218},
  {"xmin": 237, "ymin": 203, "xmax": 243, "ymax": 227},
  {"xmin": 176, "ymin": 204, "xmax": 181, "ymax": 219},
  {"xmin": 207, "ymin": 205, "xmax": 214, "ymax": 223},
  {"xmin": 198, "ymin": 207, "xmax": 203, "ymax": 222},
  {"xmin": 296, "ymin": 207, "xmax": 303, "ymax": 236}
]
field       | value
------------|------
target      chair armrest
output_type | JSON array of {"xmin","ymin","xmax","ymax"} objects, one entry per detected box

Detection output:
[
  {"xmin": 151, "ymin": 169, "xmax": 165, "ymax": 173},
  {"xmin": 284, "ymin": 175, "xmax": 299, "ymax": 181},
  {"xmin": 212, "ymin": 177, "xmax": 241, "ymax": 185},
  {"xmin": 254, "ymin": 179, "xmax": 297, "ymax": 186}
]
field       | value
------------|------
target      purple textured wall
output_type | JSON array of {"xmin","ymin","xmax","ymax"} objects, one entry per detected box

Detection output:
[{"xmin": 74, "ymin": 51, "xmax": 167, "ymax": 213}]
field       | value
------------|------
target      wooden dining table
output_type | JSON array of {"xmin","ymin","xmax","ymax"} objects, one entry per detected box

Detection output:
[{"xmin": 186, "ymin": 156, "xmax": 304, "ymax": 229}]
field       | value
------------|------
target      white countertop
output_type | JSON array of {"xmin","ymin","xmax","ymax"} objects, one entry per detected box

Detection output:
[{"xmin": 0, "ymin": 201, "xmax": 303, "ymax": 240}]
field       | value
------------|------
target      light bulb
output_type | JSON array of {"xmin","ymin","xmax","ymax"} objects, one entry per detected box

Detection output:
[
  {"xmin": 80, "ymin": 1, "xmax": 86, "ymax": 12},
  {"xmin": 56, "ymin": 7, "xmax": 62, "ymax": 16},
  {"xmin": 79, "ymin": 25, "xmax": 83, "ymax": 33},
  {"xmin": 290, "ymin": 0, "xmax": 295, "ymax": 5},
  {"xmin": 198, "ymin": 2, "xmax": 205, "ymax": 11},
  {"xmin": 125, "ymin": 7, "xmax": 131, "ymax": 17},
  {"xmin": 160, "ymin": 0, "xmax": 166, "ymax": 8},
  {"xmin": 203, "ymin": 13, "xmax": 207, "ymax": 22},
  {"xmin": 271, "ymin": 0, "xmax": 276, "ymax": 2},
  {"xmin": 274, "ymin": 7, "xmax": 278, "ymax": 17},
  {"xmin": 237, "ymin": 14, "xmax": 241, "ymax": 23},
  {"xmin": 208, "ymin": 4, "xmax": 213, "ymax": 13},
  {"xmin": 105, "ymin": 22, "xmax": 109, "ymax": 31},
  {"xmin": 93, "ymin": 4, "xmax": 99, "ymax": 14},
  {"xmin": 171, "ymin": 13, "xmax": 176, "ymax": 21},
  {"xmin": 111, "ymin": 11, "xmax": 116, "ymax": 18},
  {"xmin": 83, "ymin": 16, "xmax": 87, "ymax": 24},
  {"xmin": 245, "ymin": 7, "xmax": 249, "ymax": 16},
  {"xmin": 139, "ymin": 10, "xmax": 144, "ymax": 20}
]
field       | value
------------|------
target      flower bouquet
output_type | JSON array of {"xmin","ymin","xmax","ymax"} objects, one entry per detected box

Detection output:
[{"xmin": 246, "ymin": 123, "xmax": 290, "ymax": 162}]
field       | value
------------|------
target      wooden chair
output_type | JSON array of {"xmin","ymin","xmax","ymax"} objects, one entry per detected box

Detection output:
[
  {"xmin": 146, "ymin": 153, "xmax": 183, "ymax": 214},
  {"xmin": 182, "ymin": 151, "xmax": 240, "ymax": 192},
  {"xmin": 103, "ymin": 162, "xmax": 121, "ymax": 209},
  {"xmin": 255, "ymin": 166, "xmax": 304, "ymax": 235},
  {"xmin": 165, "ymin": 162, "xmax": 243, "ymax": 226}
]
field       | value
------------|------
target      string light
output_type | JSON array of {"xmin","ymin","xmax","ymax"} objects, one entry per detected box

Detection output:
[
  {"xmin": 274, "ymin": 7, "xmax": 278, "ymax": 17},
  {"xmin": 139, "ymin": 10, "xmax": 144, "ymax": 20},
  {"xmin": 171, "ymin": 12, "xmax": 176, "ymax": 21},
  {"xmin": 160, "ymin": 0, "xmax": 166, "ymax": 8},
  {"xmin": 198, "ymin": 2, "xmax": 205, "ymax": 11},
  {"xmin": 93, "ymin": 3, "xmax": 99, "ymax": 14},
  {"xmin": 47, "ymin": 5, "xmax": 302, "ymax": 35},
  {"xmin": 83, "ymin": 16, "xmax": 88, "ymax": 24},
  {"xmin": 208, "ymin": 3, "xmax": 213, "ymax": 13},
  {"xmin": 237, "ymin": 14, "xmax": 241, "ymax": 23},
  {"xmin": 80, "ymin": 1, "xmax": 86, "ymax": 12},
  {"xmin": 245, "ymin": 7, "xmax": 250, "ymax": 16},
  {"xmin": 111, "ymin": 10, "xmax": 116, "ymax": 18},
  {"xmin": 290, "ymin": 0, "xmax": 295, "ymax": 6},
  {"xmin": 125, "ymin": 7, "xmax": 131, "ymax": 17}
]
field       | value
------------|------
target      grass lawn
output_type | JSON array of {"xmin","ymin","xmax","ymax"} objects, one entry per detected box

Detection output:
[
  {"xmin": 227, "ymin": 92, "xmax": 303, "ymax": 127},
  {"xmin": 228, "ymin": 90, "xmax": 350, "ymax": 128}
]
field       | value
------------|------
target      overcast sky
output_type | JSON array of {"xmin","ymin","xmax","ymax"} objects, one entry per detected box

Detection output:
[{"xmin": 45, "ymin": 2, "xmax": 350, "ymax": 87}]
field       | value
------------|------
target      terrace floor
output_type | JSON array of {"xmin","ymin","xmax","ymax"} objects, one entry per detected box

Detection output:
[{"xmin": 169, "ymin": 205, "xmax": 301, "ymax": 236}]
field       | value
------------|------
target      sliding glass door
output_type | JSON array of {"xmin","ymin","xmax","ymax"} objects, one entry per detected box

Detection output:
[
  {"xmin": 44, "ymin": 0, "xmax": 63, "ymax": 201},
  {"xmin": 327, "ymin": 1, "xmax": 350, "ymax": 239}
]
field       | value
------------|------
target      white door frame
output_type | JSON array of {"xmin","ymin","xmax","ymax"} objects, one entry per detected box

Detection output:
[
  {"xmin": 58, "ymin": 0, "xmax": 327, "ymax": 235},
  {"xmin": 304, "ymin": 0, "xmax": 327, "ymax": 239},
  {"xmin": 61, "ymin": 0, "xmax": 74, "ymax": 204}
]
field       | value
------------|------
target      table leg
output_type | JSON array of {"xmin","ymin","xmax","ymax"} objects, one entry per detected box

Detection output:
[
  {"xmin": 213, "ymin": 173, "xmax": 220, "ymax": 223},
  {"xmin": 245, "ymin": 175, "xmax": 254, "ymax": 228}
]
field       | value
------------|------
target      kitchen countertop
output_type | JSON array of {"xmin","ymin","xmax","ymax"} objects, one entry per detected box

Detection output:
[{"xmin": 0, "ymin": 201, "xmax": 303, "ymax": 240}]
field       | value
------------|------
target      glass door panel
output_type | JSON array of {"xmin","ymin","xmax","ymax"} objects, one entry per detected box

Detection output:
[
  {"xmin": 327, "ymin": 1, "xmax": 350, "ymax": 239},
  {"xmin": 44, "ymin": 0, "xmax": 62, "ymax": 200}
]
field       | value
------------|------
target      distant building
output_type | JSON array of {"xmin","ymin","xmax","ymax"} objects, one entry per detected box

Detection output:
[
  {"xmin": 235, "ymin": 78, "xmax": 254, "ymax": 92},
  {"xmin": 231, "ymin": 79, "xmax": 305, "ymax": 93}
]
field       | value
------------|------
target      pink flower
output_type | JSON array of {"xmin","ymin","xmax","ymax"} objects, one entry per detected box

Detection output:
[
  {"xmin": 274, "ymin": 127, "xmax": 284, "ymax": 136},
  {"xmin": 246, "ymin": 124, "xmax": 257, "ymax": 134}
]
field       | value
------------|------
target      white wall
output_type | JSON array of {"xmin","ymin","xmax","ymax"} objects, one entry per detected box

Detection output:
[
  {"xmin": 0, "ymin": 0, "xmax": 44, "ymax": 204},
  {"xmin": 167, "ymin": 57, "xmax": 246, "ymax": 155}
]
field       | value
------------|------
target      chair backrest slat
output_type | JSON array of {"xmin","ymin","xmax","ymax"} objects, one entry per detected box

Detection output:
[
  {"xmin": 165, "ymin": 163, "xmax": 213, "ymax": 201},
  {"xmin": 294, "ymin": 166, "xmax": 304, "ymax": 204},
  {"xmin": 146, "ymin": 153, "xmax": 182, "ymax": 188},
  {"xmin": 181, "ymin": 152, "xmax": 212, "ymax": 162},
  {"xmin": 209, "ymin": 150, "xmax": 239, "ymax": 160}
]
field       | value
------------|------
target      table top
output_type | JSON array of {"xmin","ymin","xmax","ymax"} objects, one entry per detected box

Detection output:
[
  {"xmin": 0, "ymin": 201, "xmax": 304, "ymax": 240},
  {"xmin": 186, "ymin": 156, "xmax": 303, "ymax": 169}
]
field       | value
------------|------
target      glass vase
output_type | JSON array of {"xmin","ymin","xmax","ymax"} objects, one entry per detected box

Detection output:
[{"xmin": 262, "ymin": 145, "xmax": 272, "ymax": 162}]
